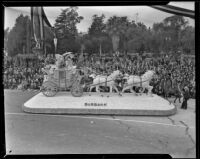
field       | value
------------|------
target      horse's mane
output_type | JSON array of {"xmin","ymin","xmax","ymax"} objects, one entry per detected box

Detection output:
[{"xmin": 142, "ymin": 70, "xmax": 154, "ymax": 79}]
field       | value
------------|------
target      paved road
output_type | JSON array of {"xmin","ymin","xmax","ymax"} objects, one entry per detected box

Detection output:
[{"xmin": 4, "ymin": 90, "xmax": 196, "ymax": 158}]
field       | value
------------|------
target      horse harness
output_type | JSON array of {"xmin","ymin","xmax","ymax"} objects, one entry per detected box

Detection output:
[{"xmin": 130, "ymin": 75, "xmax": 145, "ymax": 88}]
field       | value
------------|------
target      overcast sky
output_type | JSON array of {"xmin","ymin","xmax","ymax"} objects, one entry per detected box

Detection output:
[{"xmin": 4, "ymin": 2, "xmax": 194, "ymax": 33}]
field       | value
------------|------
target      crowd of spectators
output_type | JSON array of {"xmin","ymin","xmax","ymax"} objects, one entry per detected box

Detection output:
[
  {"xmin": 4, "ymin": 58, "xmax": 45, "ymax": 90},
  {"xmin": 3, "ymin": 53, "xmax": 195, "ymax": 98}
]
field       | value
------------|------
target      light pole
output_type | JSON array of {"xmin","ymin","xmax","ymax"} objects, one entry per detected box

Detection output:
[
  {"xmin": 54, "ymin": 37, "xmax": 57, "ymax": 58},
  {"xmin": 52, "ymin": 27, "xmax": 57, "ymax": 58}
]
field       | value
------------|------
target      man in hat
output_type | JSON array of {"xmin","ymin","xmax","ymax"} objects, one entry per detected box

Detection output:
[{"xmin": 181, "ymin": 86, "xmax": 190, "ymax": 109}]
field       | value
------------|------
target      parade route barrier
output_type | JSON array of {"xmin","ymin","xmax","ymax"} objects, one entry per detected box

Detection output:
[{"xmin": 23, "ymin": 92, "xmax": 176, "ymax": 116}]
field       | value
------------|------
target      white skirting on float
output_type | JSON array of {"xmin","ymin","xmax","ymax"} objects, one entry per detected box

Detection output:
[{"xmin": 23, "ymin": 92, "xmax": 176, "ymax": 116}]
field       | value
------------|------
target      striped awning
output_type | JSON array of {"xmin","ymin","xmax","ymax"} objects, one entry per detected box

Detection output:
[{"xmin": 151, "ymin": 5, "xmax": 194, "ymax": 19}]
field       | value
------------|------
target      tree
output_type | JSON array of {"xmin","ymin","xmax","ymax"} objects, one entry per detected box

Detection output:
[
  {"xmin": 4, "ymin": 27, "xmax": 9, "ymax": 54},
  {"xmin": 106, "ymin": 16, "xmax": 130, "ymax": 54},
  {"xmin": 55, "ymin": 7, "xmax": 83, "ymax": 39},
  {"xmin": 54, "ymin": 7, "xmax": 83, "ymax": 54},
  {"xmin": 151, "ymin": 22, "xmax": 167, "ymax": 53},
  {"xmin": 88, "ymin": 14, "xmax": 109, "ymax": 56},
  {"xmin": 125, "ymin": 21, "xmax": 150, "ymax": 54},
  {"xmin": 44, "ymin": 26, "xmax": 55, "ymax": 55},
  {"xmin": 7, "ymin": 14, "xmax": 31, "ymax": 57},
  {"xmin": 88, "ymin": 14, "xmax": 106, "ymax": 35},
  {"xmin": 163, "ymin": 15, "xmax": 188, "ymax": 53},
  {"xmin": 180, "ymin": 26, "xmax": 195, "ymax": 54}
]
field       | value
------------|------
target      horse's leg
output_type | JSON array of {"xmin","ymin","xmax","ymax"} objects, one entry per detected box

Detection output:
[
  {"xmin": 148, "ymin": 86, "xmax": 153, "ymax": 97},
  {"xmin": 122, "ymin": 86, "xmax": 128, "ymax": 93},
  {"xmin": 89, "ymin": 85, "xmax": 94, "ymax": 96},
  {"xmin": 130, "ymin": 86, "xmax": 137, "ymax": 95},
  {"xmin": 105, "ymin": 85, "xmax": 112, "ymax": 97},
  {"xmin": 139, "ymin": 87, "xmax": 145, "ymax": 95},
  {"xmin": 113, "ymin": 85, "xmax": 119, "ymax": 93},
  {"xmin": 96, "ymin": 85, "xmax": 100, "ymax": 93},
  {"xmin": 130, "ymin": 87, "xmax": 134, "ymax": 93},
  {"xmin": 109, "ymin": 85, "xmax": 112, "ymax": 93}
]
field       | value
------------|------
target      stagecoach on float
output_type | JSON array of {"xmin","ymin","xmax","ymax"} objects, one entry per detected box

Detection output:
[{"xmin": 40, "ymin": 54, "xmax": 84, "ymax": 97}]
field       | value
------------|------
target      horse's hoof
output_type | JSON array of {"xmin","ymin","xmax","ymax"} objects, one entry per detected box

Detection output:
[{"xmin": 107, "ymin": 96, "xmax": 109, "ymax": 98}]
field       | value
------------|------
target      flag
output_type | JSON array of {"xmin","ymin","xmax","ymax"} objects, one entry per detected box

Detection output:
[{"xmin": 31, "ymin": 7, "xmax": 52, "ymax": 50}]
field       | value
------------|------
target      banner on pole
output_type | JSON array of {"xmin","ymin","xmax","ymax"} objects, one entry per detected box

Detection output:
[{"xmin": 31, "ymin": 7, "xmax": 52, "ymax": 50}]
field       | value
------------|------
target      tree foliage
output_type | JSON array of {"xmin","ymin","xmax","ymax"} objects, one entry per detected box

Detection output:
[
  {"xmin": 86, "ymin": 14, "xmax": 111, "ymax": 55},
  {"xmin": 54, "ymin": 7, "xmax": 83, "ymax": 54},
  {"xmin": 4, "ymin": 27, "xmax": 9, "ymax": 53},
  {"xmin": 5, "ymin": 11, "xmax": 194, "ymax": 58},
  {"xmin": 106, "ymin": 16, "xmax": 130, "ymax": 53},
  {"xmin": 7, "ymin": 14, "xmax": 31, "ymax": 57}
]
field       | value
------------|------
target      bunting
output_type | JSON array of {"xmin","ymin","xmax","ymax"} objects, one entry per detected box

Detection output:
[{"xmin": 31, "ymin": 7, "xmax": 52, "ymax": 50}]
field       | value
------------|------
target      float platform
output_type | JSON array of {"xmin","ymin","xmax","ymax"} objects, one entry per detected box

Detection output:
[{"xmin": 22, "ymin": 92, "xmax": 177, "ymax": 116}]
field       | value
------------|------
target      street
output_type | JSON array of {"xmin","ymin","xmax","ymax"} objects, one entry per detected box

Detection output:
[{"xmin": 4, "ymin": 90, "xmax": 196, "ymax": 158}]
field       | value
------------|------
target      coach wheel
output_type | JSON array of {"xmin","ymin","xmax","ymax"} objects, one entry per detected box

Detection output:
[
  {"xmin": 41, "ymin": 81, "xmax": 58, "ymax": 97},
  {"xmin": 71, "ymin": 83, "xmax": 83, "ymax": 97}
]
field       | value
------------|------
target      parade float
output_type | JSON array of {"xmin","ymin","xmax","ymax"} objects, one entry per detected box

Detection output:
[{"xmin": 23, "ymin": 52, "xmax": 177, "ymax": 116}]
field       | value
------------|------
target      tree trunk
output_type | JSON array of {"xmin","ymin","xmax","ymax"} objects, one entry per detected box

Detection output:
[
  {"xmin": 99, "ymin": 43, "xmax": 102, "ymax": 57},
  {"xmin": 112, "ymin": 34, "xmax": 120, "ymax": 54},
  {"xmin": 23, "ymin": 46, "xmax": 26, "ymax": 54}
]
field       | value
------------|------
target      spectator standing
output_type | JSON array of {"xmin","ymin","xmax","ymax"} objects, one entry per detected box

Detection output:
[{"xmin": 181, "ymin": 86, "xmax": 190, "ymax": 109}]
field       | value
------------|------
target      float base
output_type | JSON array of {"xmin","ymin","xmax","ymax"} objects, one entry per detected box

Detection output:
[{"xmin": 23, "ymin": 92, "xmax": 176, "ymax": 116}]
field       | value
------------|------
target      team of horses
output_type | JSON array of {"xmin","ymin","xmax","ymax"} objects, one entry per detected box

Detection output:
[{"xmin": 82, "ymin": 69, "xmax": 186, "ymax": 103}]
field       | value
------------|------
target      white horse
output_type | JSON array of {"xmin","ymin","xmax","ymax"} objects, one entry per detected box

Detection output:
[
  {"xmin": 89, "ymin": 70, "xmax": 122, "ymax": 93},
  {"xmin": 122, "ymin": 70, "xmax": 155, "ymax": 96}
]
